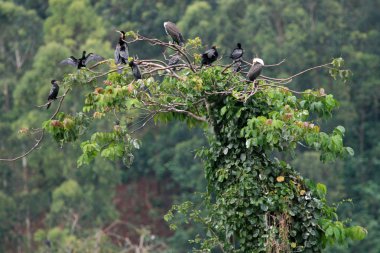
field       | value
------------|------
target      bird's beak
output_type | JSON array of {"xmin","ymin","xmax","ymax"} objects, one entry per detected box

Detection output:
[{"xmin": 115, "ymin": 30, "xmax": 122, "ymax": 34}]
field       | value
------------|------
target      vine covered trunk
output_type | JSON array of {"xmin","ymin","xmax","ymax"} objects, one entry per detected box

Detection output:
[{"xmin": 204, "ymin": 95, "xmax": 326, "ymax": 252}]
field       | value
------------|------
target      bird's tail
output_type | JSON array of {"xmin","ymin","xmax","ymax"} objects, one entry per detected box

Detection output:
[
  {"xmin": 117, "ymin": 65, "xmax": 124, "ymax": 74},
  {"xmin": 46, "ymin": 101, "xmax": 52, "ymax": 109},
  {"xmin": 142, "ymin": 84, "xmax": 152, "ymax": 96}
]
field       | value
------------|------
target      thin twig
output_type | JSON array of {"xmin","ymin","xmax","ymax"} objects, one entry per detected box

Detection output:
[
  {"xmin": 264, "ymin": 59, "xmax": 286, "ymax": 67},
  {"xmin": 262, "ymin": 63, "xmax": 331, "ymax": 82}
]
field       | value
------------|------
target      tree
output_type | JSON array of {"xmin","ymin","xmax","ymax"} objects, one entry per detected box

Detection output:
[
  {"xmin": 0, "ymin": 1, "xmax": 42, "ymax": 111},
  {"xmin": 27, "ymin": 31, "xmax": 365, "ymax": 252}
]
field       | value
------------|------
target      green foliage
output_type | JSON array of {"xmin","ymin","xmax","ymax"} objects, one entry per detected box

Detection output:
[
  {"xmin": 43, "ymin": 112, "xmax": 90, "ymax": 144},
  {"xmin": 330, "ymin": 58, "xmax": 352, "ymax": 83},
  {"xmin": 51, "ymin": 179, "xmax": 83, "ymax": 214},
  {"xmin": 0, "ymin": 191, "xmax": 16, "ymax": 235},
  {"xmin": 77, "ymin": 128, "xmax": 140, "ymax": 167}
]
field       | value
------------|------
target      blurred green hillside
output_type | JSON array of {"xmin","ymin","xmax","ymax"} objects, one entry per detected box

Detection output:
[{"xmin": 0, "ymin": 0, "xmax": 378, "ymax": 252}]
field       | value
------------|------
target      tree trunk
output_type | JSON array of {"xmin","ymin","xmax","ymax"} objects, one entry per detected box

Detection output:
[{"xmin": 22, "ymin": 156, "xmax": 31, "ymax": 252}]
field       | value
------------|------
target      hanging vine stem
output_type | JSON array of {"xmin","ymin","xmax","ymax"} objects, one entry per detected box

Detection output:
[{"xmin": 130, "ymin": 112, "xmax": 157, "ymax": 134}]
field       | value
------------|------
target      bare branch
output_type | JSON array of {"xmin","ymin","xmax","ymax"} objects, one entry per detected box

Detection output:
[
  {"xmin": 264, "ymin": 58, "xmax": 286, "ymax": 67},
  {"xmin": 261, "ymin": 63, "xmax": 332, "ymax": 82},
  {"xmin": 130, "ymin": 33, "xmax": 197, "ymax": 72},
  {"xmin": 0, "ymin": 131, "xmax": 45, "ymax": 162}
]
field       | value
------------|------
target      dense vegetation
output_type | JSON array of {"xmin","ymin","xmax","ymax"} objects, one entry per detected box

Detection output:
[{"xmin": 0, "ymin": 0, "xmax": 378, "ymax": 252}]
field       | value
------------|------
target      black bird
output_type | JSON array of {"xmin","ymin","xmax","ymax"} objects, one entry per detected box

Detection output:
[
  {"xmin": 230, "ymin": 43, "xmax": 244, "ymax": 61},
  {"xmin": 44, "ymin": 239, "xmax": 51, "ymax": 248},
  {"xmin": 201, "ymin": 46, "xmax": 218, "ymax": 67},
  {"xmin": 114, "ymin": 30, "xmax": 129, "ymax": 65},
  {"xmin": 164, "ymin": 21, "xmax": 185, "ymax": 46},
  {"xmin": 60, "ymin": 51, "xmax": 104, "ymax": 69},
  {"xmin": 129, "ymin": 60, "xmax": 151, "ymax": 95},
  {"xmin": 247, "ymin": 58, "xmax": 264, "ymax": 82},
  {"xmin": 47, "ymin": 80, "xmax": 59, "ymax": 109},
  {"xmin": 129, "ymin": 60, "xmax": 142, "ymax": 80}
]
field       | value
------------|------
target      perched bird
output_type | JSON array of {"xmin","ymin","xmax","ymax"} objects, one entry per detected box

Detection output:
[
  {"xmin": 129, "ymin": 60, "xmax": 151, "ymax": 95},
  {"xmin": 233, "ymin": 60, "xmax": 242, "ymax": 72},
  {"xmin": 60, "ymin": 51, "xmax": 104, "ymax": 69},
  {"xmin": 230, "ymin": 43, "xmax": 244, "ymax": 61},
  {"xmin": 247, "ymin": 58, "xmax": 264, "ymax": 82},
  {"xmin": 201, "ymin": 46, "xmax": 218, "ymax": 67},
  {"xmin": 114, "ymin": 30, "xmax": 129, "ymax": 65},
  {"xmin": 168, "ymin": 53, "xmax": 181, "ymax": 67},
  {"xmin": 129, "ymin": 60, "xmax": 142, "ymax": 80},
  {"xmin": 44, "ymin": 239, "xmax": 51, "ymax": 248},
  {"xmin": 245, "ymin": 58, "xmax": 264, "ymax": 92},
  {"xmin": 46, "ymin": 80, "xmax": 59, "ymax": 109},
  {"xmin": 163, "ymin": 21, "xmax": 185, "ymax": 46}
]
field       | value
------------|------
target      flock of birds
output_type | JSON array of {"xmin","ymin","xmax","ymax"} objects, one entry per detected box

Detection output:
[{"xmin": 46, "ymin": 21, "xmax": 265, "ymax": 109}]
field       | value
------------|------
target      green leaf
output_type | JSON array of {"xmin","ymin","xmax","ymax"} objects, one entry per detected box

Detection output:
[
  {"xmin": 316, "ymin": 183, "xmax": 327, "ymax": 197},
  {"xmin": 220, "ymin": 106, "xmax": 227, "ymax": 116},
  {"xmin": 260, "ymin": 204, "xmax": 268, "ymax": 211},
  {"xmin": 345, "ymin": 147, "xmax": 354, "ymax": 156},
  {"xmin": 334, "ymin": 126, "xmax": 345, "ymax": 136}
]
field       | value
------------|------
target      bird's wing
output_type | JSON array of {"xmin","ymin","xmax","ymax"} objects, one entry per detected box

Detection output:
[
  {"xmin": 165, "ymin": 23, "xmax": 181, "ymax": 39},
  {"xmin": 207, "ymin": 49, "xmax": 216, "ymax": 58},
  {"xmin": 133, "ymin": 65, "xmax": 142, "ymax": 80},
  {"xmin": 114, "ymin": 45, "xmax": 121, "ymax": 64},
  {"xmin": 231, "ymin": 49, "xmax": 243, "ymax": 59},
  {"xmin": 178, "ymin": 33, "xmax": 185, "ymax": 45},
  {"xmin": 136, "ymin": 66, "xmax": 142, "ymax": 79},
  {"xmin": 48, "ymin": 85, "xmax": 59, "ymax": 100},
  {"xmin": 47, "ymin": 86, "xmax": 55, "ymax": 99},
  {"xmin": 59, "ymin": 57, "xmax": 77, "ymax": 66},
  {"xmin": 168, "ymin": 55, "xmax": 180, "ymax": 65},
  {"xmin": 247, "ymin": 64, "xmax": 263, "ymax": 81},
  {"xmin": 85, "ymin": 53, "xmax": 104, "ymax": 64},
  {"xmin": 119, "ymin": 43, "xmax": 129, "ymax": 59},
  {"xmin": 165, "ymin": 23, "xmax": 185, "ymax": 44}
]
